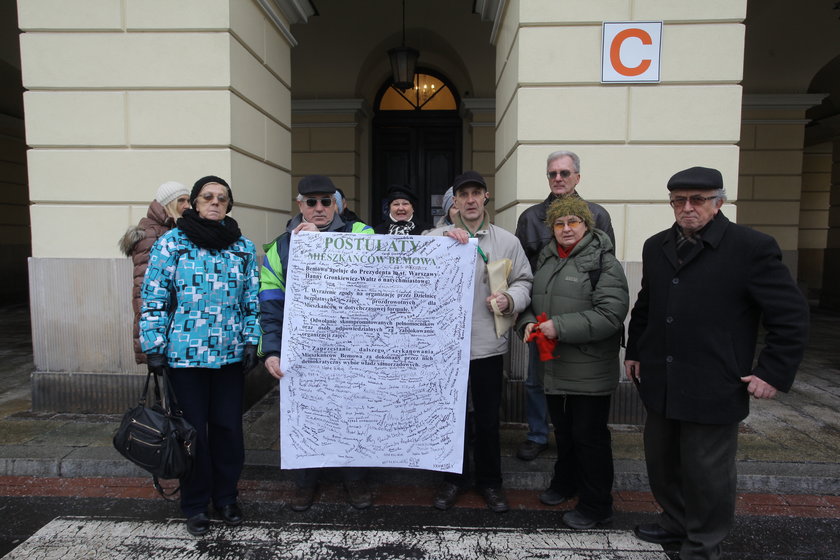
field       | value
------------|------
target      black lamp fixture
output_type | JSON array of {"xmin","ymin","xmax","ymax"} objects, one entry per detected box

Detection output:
[{"xmin": 388, "ymin": 0, "xmax": 419, "ymax": 90}]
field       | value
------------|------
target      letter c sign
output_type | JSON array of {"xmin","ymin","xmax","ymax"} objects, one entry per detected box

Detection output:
[{"xmin": 602, "ymin": 22, "xmax": 662, "ymax": 83}]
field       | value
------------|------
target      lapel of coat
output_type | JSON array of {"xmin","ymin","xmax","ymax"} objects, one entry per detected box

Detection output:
[
  {"xmin": 660, "ymin": 212, "xmax": 730, "ymax": 271},
  {"xmin": 660, "ymin": 226, "xmax": 680, "ymax": 270}
]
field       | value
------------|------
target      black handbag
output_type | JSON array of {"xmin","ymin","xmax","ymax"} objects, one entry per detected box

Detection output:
[{"xmin": 113, "ymin": 367, "xmax": 197, "ymax": 499}]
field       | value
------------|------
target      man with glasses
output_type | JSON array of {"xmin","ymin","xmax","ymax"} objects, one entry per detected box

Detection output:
[
  {"xmin": 513, "ymin": 151, "xmax": 615, "ymax": 464},
  {"xmin": 624, "ymin": 166, "xmax": 809, "ymax": 560},
  {"xmin": 258, "ymin": 174, "xmax": 373, "ymax": 512}
]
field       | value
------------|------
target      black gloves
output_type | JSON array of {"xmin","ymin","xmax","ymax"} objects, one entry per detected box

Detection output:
[
  {"xmin": 242, "ymin": 344, "xmax": 258, "ymax": 373},
  {"xmin": 146, "ymin": 353, "xmax": 168, "ymax": 377}
]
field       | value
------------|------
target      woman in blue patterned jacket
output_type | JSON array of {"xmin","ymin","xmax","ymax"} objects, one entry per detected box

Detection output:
[{"xmin": 140, "ymin": 176, "xmax": 259, "ymax": 537}]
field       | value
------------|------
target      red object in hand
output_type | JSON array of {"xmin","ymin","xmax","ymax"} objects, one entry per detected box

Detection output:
[{"xmin": 526, "ymin": 312, "xmax": 557, "ymax": 361}]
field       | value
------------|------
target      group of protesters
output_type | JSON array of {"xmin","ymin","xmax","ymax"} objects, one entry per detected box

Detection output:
[{"xmin": 122, "ymin": 149, "xmax": 809, "ymax": 560}]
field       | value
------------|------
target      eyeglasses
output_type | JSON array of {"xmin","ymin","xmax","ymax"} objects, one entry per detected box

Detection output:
[
  {"xmin": 553, "ymin": 218, "xmax": 584, "ymax": 229},
  {"xmin": 304, "ymin": 197, "xmax": 333, "ymax": 207},
  {"xmin": 546, "ymin": 170, "xmax": 575, "ymax": 180},
  {"xmin": 669, "ymin": 195, "xmax": 719, "ymax": 208},
  {"xmin": 198, "ymin": 192, "xmax": 229, "ymax": 204}
]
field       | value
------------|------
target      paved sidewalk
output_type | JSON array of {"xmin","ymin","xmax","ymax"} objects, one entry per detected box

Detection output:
[
  {"xmin": 0, "ymin": 304, "xmax": 838, "ymax": 498},
  {"xmin": 1, "ymin": 475, "xmax": 838, "ymax": 518}
]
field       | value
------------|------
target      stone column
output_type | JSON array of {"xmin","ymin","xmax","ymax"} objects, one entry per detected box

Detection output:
[
  {"xmin": 484, "ymin": 0, "xmax": 747, "ymax": 423},
  {"xmin": 18, "ymin": 0, "xmax": 304, "ymax": 411},
  {"xmin": 490, "ymin": 0, "xmax": 747, "ymax": 263}
]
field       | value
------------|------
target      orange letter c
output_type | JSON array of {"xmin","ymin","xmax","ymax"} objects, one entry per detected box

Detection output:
[{"xmin": 610, "ymin": 28, "xmax": 652, "ymax": 77}]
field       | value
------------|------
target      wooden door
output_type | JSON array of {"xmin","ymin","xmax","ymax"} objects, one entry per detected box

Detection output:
[{"xmin": 371, "ymin": 113, "xmax": 461, "ymax": 227}]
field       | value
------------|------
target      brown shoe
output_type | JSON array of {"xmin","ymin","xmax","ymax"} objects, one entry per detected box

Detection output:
[
  {"xmin": 291, "ymin": 485, "xmax": 317, "ymax": 512},
  {"xmin": 344, "ymin": 480, "xmax": 373, "ymax": 510}
]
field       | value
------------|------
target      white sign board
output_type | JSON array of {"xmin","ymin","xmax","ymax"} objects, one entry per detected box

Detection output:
[
  {"xmin": 279, "ymin": 232, "xmax": 477, "ymax": 473},
  {"xmin": 601, "ymin": 21, "xmax": 662, "ymax": 83}
]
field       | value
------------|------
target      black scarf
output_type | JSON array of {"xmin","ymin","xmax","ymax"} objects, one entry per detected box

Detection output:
[{"xmin": 177, "ymin": 209, "xmax": 242, "ymax": 250}]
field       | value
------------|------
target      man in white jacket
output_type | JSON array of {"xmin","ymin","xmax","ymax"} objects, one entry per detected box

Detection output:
[{"xmin": 424, "ymin": 170, "xmax": 533, "ymax": 513}]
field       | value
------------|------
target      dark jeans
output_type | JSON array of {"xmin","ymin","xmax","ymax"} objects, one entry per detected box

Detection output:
[
  {"xmin": 546, "ymin": 393, "xmax": 614, "ymax": 519},
  {"xmin": 168, "ymin": 363, "xmax": 245, "ymax": 517},
  {"xmin": 644, "ymin": 408, "xmax": 739, "ymax": 560},
  {"xmin": 524, "ymin": 342, "xmax": 550, "ymax": 444},
  {"xmin": 445, "ymin": 355, "xmax": 504, "ymax": 489}
]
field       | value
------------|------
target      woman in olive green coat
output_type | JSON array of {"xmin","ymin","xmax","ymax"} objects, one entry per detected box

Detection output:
[{"xmin": 517, "ymin": 196, "xmax": 629, "ymax": 531}]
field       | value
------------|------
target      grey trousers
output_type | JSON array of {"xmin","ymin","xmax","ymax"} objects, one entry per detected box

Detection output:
[{"xmin": 643, "ymin": 409, "xmax": 739, "ymax": 560}]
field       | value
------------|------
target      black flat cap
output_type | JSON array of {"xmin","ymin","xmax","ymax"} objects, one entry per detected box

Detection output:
[
  {"xmin": 298, "ymin": 175, "xmax": 337, "ymax": 195},
  {"xmin": 667, "ymin": 166, "xmax": 723, "ymax": 191}
]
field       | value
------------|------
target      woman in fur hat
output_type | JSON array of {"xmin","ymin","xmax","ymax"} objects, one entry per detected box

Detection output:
[{"xmin": 119, "ymin": 181, "xmax": 190, "ymax": 364}]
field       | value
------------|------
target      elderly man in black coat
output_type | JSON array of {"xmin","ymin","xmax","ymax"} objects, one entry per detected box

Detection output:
[{"xmin": 624, "ymin": 166, "xmax": 809, "ymax": 560}]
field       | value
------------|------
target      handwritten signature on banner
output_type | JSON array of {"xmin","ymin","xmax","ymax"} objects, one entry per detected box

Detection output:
[{"xmin": 279, "ymin": 232, "xmax": 477, "ymax": 473}]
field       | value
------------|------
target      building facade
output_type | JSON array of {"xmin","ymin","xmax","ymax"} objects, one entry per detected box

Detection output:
[{"xmin": 4, "ymin": 0, "xmax": 839, "ymax": 411}]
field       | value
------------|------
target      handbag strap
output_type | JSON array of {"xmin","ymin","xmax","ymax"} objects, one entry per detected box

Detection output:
[
  {"xmin": 158, "ymin": 367, "xmax": 187, "ymax": 416},
  {"xmin": 139, "ymin": 369, "xmax": 163, "ymax": 406},
  {"xmin": 153, "ymin": 475, "xmax": 182, "ymax": 502}
]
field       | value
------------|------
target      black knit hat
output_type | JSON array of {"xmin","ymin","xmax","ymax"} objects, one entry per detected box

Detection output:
[
  {"xmin": 667, "ymin": 166, "xmax": 723, "ymax": 191},
  {"xmin": 385, "ymin": 184, "xmax": 418, "ymax": 206},
  {"xmin": 191, "ymin": 175, "xmax": 233, "ymax": 211}
]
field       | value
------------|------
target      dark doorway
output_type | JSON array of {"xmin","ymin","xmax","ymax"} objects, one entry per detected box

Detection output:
[{"xmin": 371, "ymin": 71, "xmax": 461, "ymax": 227}]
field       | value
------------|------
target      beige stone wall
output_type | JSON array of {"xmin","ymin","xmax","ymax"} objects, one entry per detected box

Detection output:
[
  {"xmin": 798, "ymin": 142, "xmax": 832, "ymax": 297},
  {"xmin": 20, "ymin": 0, "xmax": 294, "ymax": 257},
  {"xmin": 291, "ymin": 100, "xmax": 367, "ymax": 223},
  {"xmin": 462, "ymin": 98, "xmax": 497, "ymax": 215},
  {"xmin": 821, "ymin": 139, "xmax": 840, "ymax": 309},
  {"xmin": 19, "ymin": 0, "xmax": 298, "ymax": 402},
  {"xmin": 738, "ymin": 95, "xmax": 825, "ymax": 273},
  {"xmin": 493, "ymin": 0, "xmax": 746, "ymax": 261}
]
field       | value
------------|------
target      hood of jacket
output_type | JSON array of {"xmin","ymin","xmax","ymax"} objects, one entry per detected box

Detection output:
[
  {"xmin": 535, "ymin": 227, "xmax": 614, "ymax": 271},
  {"xmin": 118, "ymin": 200, "xmax": 173, "ymax": 256}
]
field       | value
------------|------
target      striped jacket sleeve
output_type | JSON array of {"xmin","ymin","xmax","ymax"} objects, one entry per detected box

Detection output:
[
  {"xmin": 258, "ymin": 236, "xmax": 287, "ymax": 358},
  {"xmin": 139, "ymin": 232, "xmax": 179, "ymax": 357},
  {"xmin": 241, "ymin": 240, "xmax": 261, "ymax": 346}
]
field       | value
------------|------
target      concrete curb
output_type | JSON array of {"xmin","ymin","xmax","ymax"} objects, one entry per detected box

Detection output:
[{"xmin": 1, "ymin": 446, "xmax": 838, "ymax": 495}]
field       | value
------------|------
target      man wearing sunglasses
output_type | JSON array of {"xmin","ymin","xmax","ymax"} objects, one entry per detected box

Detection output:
[
  {"xmin": 624, "ymin": 166, "xmax": 809, "ymax": 560},
  {"xmin": 258, "ymin": 174, "xmax": 373, "ymax": 512},
  {"xmin": 513, "ymin": 151, "xmax": 615, "ymax": 464}
]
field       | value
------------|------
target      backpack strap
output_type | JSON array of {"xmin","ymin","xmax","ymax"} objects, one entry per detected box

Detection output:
[
  {"xmin": 587, "ymin": 251, "xmax": 604, "ymax": 289},
  {"xmin": 587, "ymin": 251, "xmax": 626, "ymax": 347}
]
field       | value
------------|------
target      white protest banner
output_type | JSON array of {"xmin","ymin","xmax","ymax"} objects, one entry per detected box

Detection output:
[{"xmin": 279, "ymin": 232, "xmax": 477, "ymax": 473}]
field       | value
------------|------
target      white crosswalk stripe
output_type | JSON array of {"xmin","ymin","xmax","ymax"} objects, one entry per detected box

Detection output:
[{"xmin": 2, "ymin": 517, "xmax": 669, "ymax": 559}]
